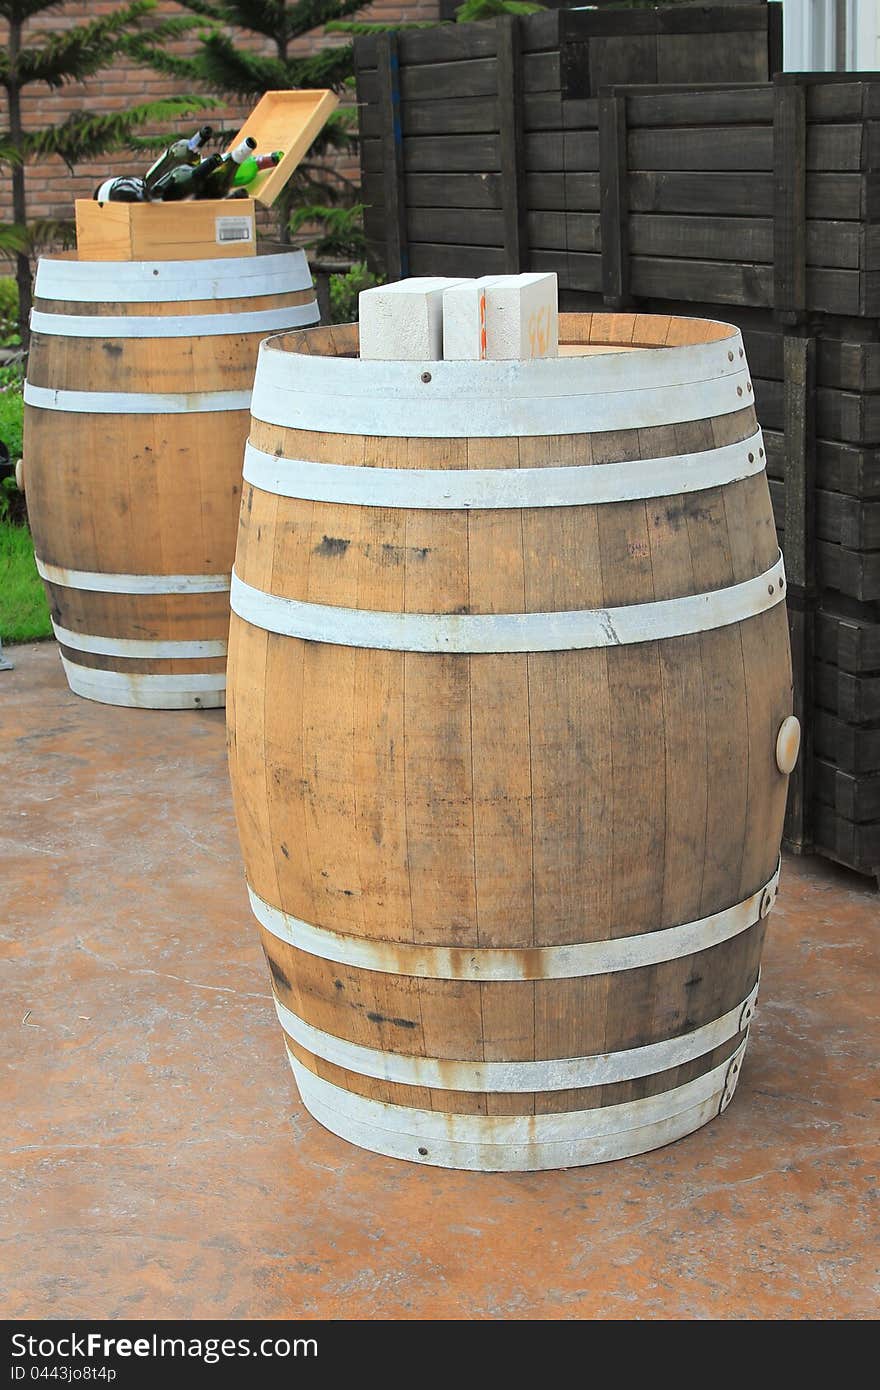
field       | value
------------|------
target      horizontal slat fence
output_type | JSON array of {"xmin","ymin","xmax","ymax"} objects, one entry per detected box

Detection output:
[{"xmin": 354, "ymin": 15, "xmax": 879, "ymax": 883}]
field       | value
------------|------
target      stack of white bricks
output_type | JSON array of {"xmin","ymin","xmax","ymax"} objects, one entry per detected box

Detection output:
[{"xmin": 358, "ymin": 273, "xmax": 559, "ymax": 362}]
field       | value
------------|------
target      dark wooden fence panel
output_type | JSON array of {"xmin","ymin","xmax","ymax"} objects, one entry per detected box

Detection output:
[{"xmin": 354, "ymin": 18, "xmax": 880, "ymax": 882}]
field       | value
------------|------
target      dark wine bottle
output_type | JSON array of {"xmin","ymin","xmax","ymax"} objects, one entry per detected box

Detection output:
[
  {"xmin": 152, "ymin": 153, "xmax": 223, "ymax": 203},
  {"xmin": 93, "ymin": 176, "xmax": 146, "ymax": 203},
  {"xmin": 144, "ymin": 126, "xmax": 213, "ymax": 194},
  {"xmin": 197, "ymin": 136, "xmax": 257, "ymax": 199}
]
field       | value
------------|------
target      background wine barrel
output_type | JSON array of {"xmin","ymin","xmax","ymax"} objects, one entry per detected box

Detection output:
[
  {"xmin": 23, "ymin": 250, "xmax": 318, "ymax": 709},
  {"xmin": 227, "ymin": 312, "xmax": 795, "ymax": 1171}
]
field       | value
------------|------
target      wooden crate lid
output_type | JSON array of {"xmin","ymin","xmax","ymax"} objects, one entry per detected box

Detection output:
[{"xmin": 231, "ymin": 89, "xmax": 339, "ymax": 208}]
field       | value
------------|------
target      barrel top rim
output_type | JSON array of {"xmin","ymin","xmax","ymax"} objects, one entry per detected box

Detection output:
[
  {"xmin": 262, "ymin": 312, "xmax": 741, "ymax": 369},
  {"xmin": 265, "ymin": 312, "xmax": 734, "ymax": 350},
  {"xmin": 250, "ymin": 314, "xmax": 749, "ymax": 435},
  {"xmin": 35, "ymin": 247, "xmax": 308, "ymax": 277}
]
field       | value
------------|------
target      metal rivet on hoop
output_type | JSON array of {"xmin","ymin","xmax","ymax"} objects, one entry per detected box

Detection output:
[
  {"xmin": 420, "ymin": 372, "xmax": 432, "ymax": 384},
  {"xmin": 737, "ymin": 386, "xmax": 743, "ymax": 397},
  {"xmin": 768, "ymin": 584, "xmax": 774, "ymax": 595},
  {"xmin": 748, "ymin": 452, "xmax": 755, "ymax": 462},
  {"xmin": 760, "ymin": 890, "xmax": 774, "ymax": 919},
  {"xmin": 728, "ymin": 351, "xmax": 734, "ymax": 361},
  {"xmin": 747, "ymin": 382, "xmax": 753, "ymax": 392}
]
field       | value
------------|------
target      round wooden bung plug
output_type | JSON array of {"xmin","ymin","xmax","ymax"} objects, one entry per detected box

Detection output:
[
  {"xmin": 775, "ymin": 715, "xmax": 801, "ymax": 775},
  {"xmin": 14, "ymin": 458, "xmax": 24, "ymax": 492}
]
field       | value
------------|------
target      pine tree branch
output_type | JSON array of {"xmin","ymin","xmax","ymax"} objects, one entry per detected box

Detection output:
[
  {"xmin": 281, "ymin": 0, "xmax": 376, "ymax": 38},
  {"xmin": 454, "ymin": 0, "xmax": 544, "ymax": 19},
  {"xmin": 305, "ymin": 110, "xmax": 356, "ymax": 158},
  {"xmin": 288, "ymin": 201, "xmax": 366, "ymax": 258},
  {"xmin": 11, "ymin": 1, "xmax": 159, "ymax": 89},
  {"xmin": 23, "ymin": 98, "xmax": 217, "ymax": 170},
  {"xmin": 0, "ymin": 221, "xmax": 28, "ymax": 254},
  {"xmin": 176, "ymin": 30, "xmax": 290, "ymax": 96},
  {"xmin": 118, "ymin": 16, "xmax": 204, "ymax": 57},
  {"xmin": 284, "ymin": 45, "xmax": 354, "ymax": 90},
  {"xmin": 0, "ymin": 3, "xmax": 67, "ymax": 23},
  {"xmin": 119, "ymin": 42, "xmax": 205, "ymax": 83},
  {"xmin": 213, "ymin": 2, "xmax": 289, "ymax": 42},
  {"xmin": 176, "ymin": 0, "xmax": 367, "ymax": 46},
  {"xmin": 0, "ymin": 134, "xmax": 22, "ymax": 165},
  {"xmin": 171, "ymin": 0, "xmax": 227, "ymax": 20},
  {"xmin": 326, "ymin": 21, "xmax": 440, "ymax": 34},
  {"xmin": 25, "ymin": 216, "xmax": 75, "ymax": 253}
]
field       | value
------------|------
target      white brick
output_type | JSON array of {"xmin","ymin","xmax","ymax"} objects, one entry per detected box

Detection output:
[
  {"xmin": 358, "ymin": 277, "xmax": 469, "ymax": 361},
  {"xmin": 441, "ymin": 276, "xmax": 503, "ymax": 360},
  {"xmin": 485, "ymin": 273, "xmax": 558, "ymax": 360}
]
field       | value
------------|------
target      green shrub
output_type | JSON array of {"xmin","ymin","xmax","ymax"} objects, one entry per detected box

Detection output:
[
  {"xmin": 329, "ymin": 262, "xmax": 383, "ymax": 324},
  {"xmin": 0, "ymin": 363, "xmax": 25, "ymax": 526},
  {"xmin": 0, "ymin": 278, "xmax": 19, "ymax": 348},
  {"xmin": 0, "ymin": 362, "xmax": 24, "ymax": 459}
]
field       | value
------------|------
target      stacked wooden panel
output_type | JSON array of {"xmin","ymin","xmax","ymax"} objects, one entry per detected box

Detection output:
[
  {"xmin": 353, "ymin": 19, "xmax": 873, "ymax": 878},
  {"xmin": 355, "ymin": 6, "xmax": 779, "ymax": 281},
  {"xmin": 579, "ymin": 76, "xmax": 880, "ymax": 882},
  {"xmin": 354, "ymin": 19, "xmax": 879, "ymax": 882}
]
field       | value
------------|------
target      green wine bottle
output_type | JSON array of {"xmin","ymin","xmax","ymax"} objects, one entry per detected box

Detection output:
[
  {"xmin": 233, "ymin": 150, "xmax": 283, "ymax": 188},
  {"xmin": 198, "ymin": 137, "xmax": 258, "ymax": 199},
  {"xmin": 144, "ymin": 126, "xmax": 213, "ymax": 195},
  {"xmin": 152, "ymin": 153, "xmax": 223, "ymax": 203}
]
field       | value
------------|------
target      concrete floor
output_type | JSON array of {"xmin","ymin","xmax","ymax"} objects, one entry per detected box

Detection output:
[{"xmin": 1, "ymin": 641, "xmax": 877, "ymax": 1321}]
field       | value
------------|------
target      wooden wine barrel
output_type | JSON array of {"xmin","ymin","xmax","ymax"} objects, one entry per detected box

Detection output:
[
  {"xmin": 23, "ymin": 250, "xmax": 318, "ymax": 709},
  {"xmin": 227, "ymin": 313, "xmax": 796, "ymax": 1171}
]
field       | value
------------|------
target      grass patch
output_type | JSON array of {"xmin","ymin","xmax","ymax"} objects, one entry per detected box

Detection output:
[
  {"xmin": 0, "ymin": 521, "xmax": 52, "ymax": 643},
  {"xmin": 0, "ymin": 367, "xmax": 23, "ymax": 459}
]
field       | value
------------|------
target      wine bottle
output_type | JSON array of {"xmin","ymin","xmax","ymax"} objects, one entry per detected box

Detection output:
[
  {"xmin": 93, "ymin": 176, "xmax": 146, "ymax": 203},
  {"xmin": 197, "ymin": 136, "xmax": 257, "ymax": 199},
  {"xmin": 144, "ymin": 126, "xmax": 213, "ymax": 194},
  {"xmin": 232, "ymin": 150, "xmax": 283, "ymax": 188},
  {"xmin": 151, "ymin": 153, "xmax": 223, "ymax": 203}
]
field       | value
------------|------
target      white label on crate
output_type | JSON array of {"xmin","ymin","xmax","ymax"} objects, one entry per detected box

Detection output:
[{"xmin": 215, "ymin": 215, "xmax": 253, "ymax": 245}]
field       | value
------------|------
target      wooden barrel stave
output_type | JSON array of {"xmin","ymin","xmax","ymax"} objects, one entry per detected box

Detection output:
[
  {"xmin": 229, "ymin": 501, "xmax": 787, "ymax": 940},
  {"xmin": 24, "ymin": 251, "xmax": 318, "ymax": 708},
  {"xmin": 226, "ymin": 313, "xmax": 792, "ymax": 1169},
  {"xmin": 39, "ymin": 584, "xmax": 231, "ymax": 642},
  {"xmin": 256, "ymin": 918, "xmax": 765, "ymax": 1073}
]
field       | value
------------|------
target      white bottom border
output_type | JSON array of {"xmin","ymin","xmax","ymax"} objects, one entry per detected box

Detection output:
[
  {"xmin": 287, "ymin": 1039, "xmax": 748, "ymax": 1171},
  {"xmin": 60, "ymin": 654, "xmax": 226, "ymax": 710}
]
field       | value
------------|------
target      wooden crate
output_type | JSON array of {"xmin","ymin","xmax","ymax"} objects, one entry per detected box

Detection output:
[
  {"xmin": 75, "ymin": 197, "xmax": 257, "ymax": 261},
  {"xmin": 77, "ymin": 87, "xmax": 338, "ymax": 262}
]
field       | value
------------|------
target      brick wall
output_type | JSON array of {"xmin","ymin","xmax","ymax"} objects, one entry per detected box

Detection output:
[{"xmin": 0, "ymin": 0, "xmax": 441, "ymax": 235}]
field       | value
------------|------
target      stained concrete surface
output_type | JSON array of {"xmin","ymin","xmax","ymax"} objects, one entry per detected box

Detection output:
[{"xmin": 1, "ymin": 640, "xmax": 877, "ymax": 1321}]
